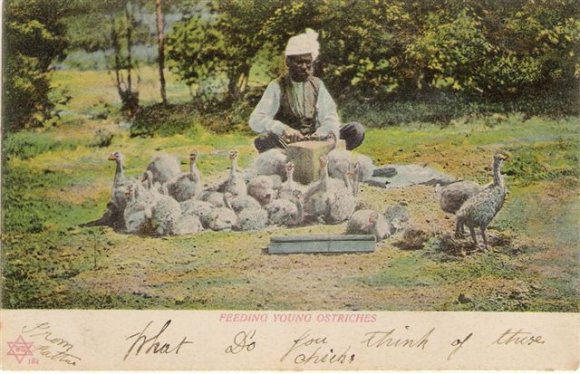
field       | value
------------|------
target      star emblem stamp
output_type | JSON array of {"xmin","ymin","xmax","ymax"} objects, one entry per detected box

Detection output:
[{"xmin": 6, "ymin": 335, "xmax": 34, "ymax": 364}]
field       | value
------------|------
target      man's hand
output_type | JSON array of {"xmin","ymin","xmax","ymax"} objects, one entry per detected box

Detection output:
[
  {"xmin": 283, "ymin": 127, "xmax": 304, "ymax": 143},
  {"xmin": 311, "ymin": 130, "xmax": 337, "ymax": 145}
]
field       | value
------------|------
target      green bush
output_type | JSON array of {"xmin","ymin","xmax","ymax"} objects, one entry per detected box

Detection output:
[
  {"xmin": 87, "ymin": 101, "xmax": 113, "ymax": 120},
  {"xmin": 166, "ymin": 0, "xmax": 578, "ymax": 104},
  {"xmin": 4, "ymin": 0, "xmax": 68, "ymax": 131},
  {"xmin": 89, "ymin": 129, "xmax": 114, "ymax": 148},
  {"xmin": 199, "ymin": 92, "xmax": 260, "ymax": 134}
]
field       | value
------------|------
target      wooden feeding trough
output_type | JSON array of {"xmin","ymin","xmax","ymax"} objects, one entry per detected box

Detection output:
[
  {"xmin": 268, "ymin": 234, "xmax": 376, "ymax": 254},
  {"xmin": 287, "ymin": 139, "xmax": 346, "ymax": 185}
]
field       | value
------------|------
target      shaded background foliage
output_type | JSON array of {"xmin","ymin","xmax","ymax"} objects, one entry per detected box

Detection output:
[
  {"xmin": 3, "ymin": 0, "xmax": 69, "ymax": 131},
  {"xmin": 3, "ymin": 0, "xmax": 579, "ymax": 132}
]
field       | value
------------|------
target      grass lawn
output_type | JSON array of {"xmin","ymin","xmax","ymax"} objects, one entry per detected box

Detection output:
[{"xmin": 2, "ymin": 69, "xmax": 579, "ymax": 311}]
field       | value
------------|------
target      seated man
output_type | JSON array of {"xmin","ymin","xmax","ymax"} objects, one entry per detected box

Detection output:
[{"xmin": 249, "ymin": 29, "xmax": 365, "ymax": 153}]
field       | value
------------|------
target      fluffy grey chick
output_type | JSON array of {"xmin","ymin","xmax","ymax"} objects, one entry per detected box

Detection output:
[
  {"xmin": 237, "ymin": 208, "xmax": 269, "ymax": 231},
  {"xmin": 353, "ymin": 153, "xmax": 374, "ymax": 182},
  {"xmin": 200, "ymin": 190, "xmax": 227, "ymax": 207},
  {"xmin": 327, "ymin": 149, "xmax": 352, "ymax": 180},
  {"xmin": 180, "ymin": 199, "xmax": 214, "ymax": 228},
  {"xmin": 123, "ymin": 184, "xmax": 153, "ymax": 235},
  {"xmin": 146, "ymin": 153, "xmax": 181, "ymax": 185},
  {"xmin": 326, "ymin": 167, "xmax": 357, "ymax": 223},
  {"xmin": 108, "ymin": 151, "xmax": 137, "ymax": 210},
  {"xmin": 229, "ymin": 194, "xmax": 261, "ymax": 214},
  {"xmin": 173, "ymin": 211, "xmax": 204, "ymax": 236},
  {"xmin": 303, "ymin": 155, "xmax": 347, "ymax": 223},
  {"xmin": 278, "ymin": 162, "xmax": 306, "ymax": 200},
  {"xmin": 247, "ymin": 175, "xmax": 281, "ymax": 205},
  {"xmin": 99, "ymin": 150, "xmax": 140, "ymax": 230},
  {"xmin": 223, "ymin": 150, "xmax": 247, "ymax": 197},
  {"xmin": 141, "ymin": 170, "xmax": 166, "ymax": 208},
  {"xmin": 383, "ymin": 203, "xmax": 410, "ymax": 233},
  {"xmin": 167, "ymin": 151, "xmax": 202, "ymax": 202},
  {"xmin": 346, "ymin": 209, "xmax": 391, "ymax": 241},
  {"xmin": 455, "ymin": 152, "xmax": 509, "ymax": 249},
  {"xmin": 328, "ymin": 150, "xmax": 374, "ymax": 186},
  {"xmin": 436, "ymin": 180, "xmax": 484, "ymax": 214},
  {"xmin": 206, "ymin": 193, "xmax": 239, "ymax": 231},
  {"xmin": 252, "ymin": 148, "xmax": 287, "ymax": 178},
  {"xmin": 231, "ymin": 191, "xmax": 268, "ymax": 230},
  {"xmin": 265, "ymin": 190, "xmax": 304, "ymax": 226},
  {"xmin": 149, "ymin": 185, "xmax": 182, "ymax": 237},
  {"xmin": 265, "ymin": 199, "xmax": 298, "ymax": 226}
]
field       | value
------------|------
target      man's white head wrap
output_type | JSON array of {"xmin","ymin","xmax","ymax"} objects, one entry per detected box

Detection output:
[{"xmin": 285, "ymin": 29, "xmax": 320, "ymax": 61}]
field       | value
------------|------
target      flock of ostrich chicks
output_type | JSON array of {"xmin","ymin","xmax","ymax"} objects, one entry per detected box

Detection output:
[{"xmin": 96, "ymin": 145, "xmax": 509, "ymax": 251}]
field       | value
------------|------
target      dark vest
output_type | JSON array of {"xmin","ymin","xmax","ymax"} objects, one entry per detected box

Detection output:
[{"xmin": 274, "ymin": 74, "xmax": 321, "ymax": 135}]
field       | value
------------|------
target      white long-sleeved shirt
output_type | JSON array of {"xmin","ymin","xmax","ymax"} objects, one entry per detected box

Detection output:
[{"xmin": 249, "ymin": 78, "xmax": 340, "ymax": 139}]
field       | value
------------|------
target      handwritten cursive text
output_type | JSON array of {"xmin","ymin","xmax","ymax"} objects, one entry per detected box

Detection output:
[
  {"xmin": 361, "ymin": 326, "xmax": 435, "ymax": 350},
  {"xmin": 225, "ymin": 330, "xmax": 257, "ymax": 354},
  {"xmin": 22, "ymin": 322, "xmax": 81, "ymax": 366},
  {"xmin": 124, "ymin": 320, "xmax": 193, "ymax": 361},
  {"xmin": 280, "ymin": 330, "xmax": 355, "ymax": 365},
  {"xmin": 493, "ymin": 328, "xmax": 545, "ymax": 346}
]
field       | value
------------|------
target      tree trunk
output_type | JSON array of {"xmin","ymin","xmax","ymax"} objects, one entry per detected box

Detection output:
[
  {"xmin": 125, "ymin": 1, "xmax": 133, "ymax": 92},
  {"xmin": 109, "ymin": 6, "xmax": 139, "ymax": 116},
  {"xmin": 110, "ymin": 15, "xmax": 124, "ymax": 100},
  {"xmin": 155, "ymin": 0, "xmax": 168, "ymax": 105},
  {"xmin": 121, "ymin": 1, "xmax": 139, "ymax": 116}
]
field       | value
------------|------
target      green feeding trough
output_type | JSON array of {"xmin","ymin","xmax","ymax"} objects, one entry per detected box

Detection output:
[{"xmin": 268, "ymin": 234, "xmax": 376, "ymax": 254}]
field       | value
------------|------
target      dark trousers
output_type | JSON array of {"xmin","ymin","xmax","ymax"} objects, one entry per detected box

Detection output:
[{"xmin": 254, "ymin": 122, "xmax": 365, "ymax": 153}]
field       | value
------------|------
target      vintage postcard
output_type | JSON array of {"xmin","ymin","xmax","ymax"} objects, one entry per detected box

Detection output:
[{"xmin": 1, "ymin": 0, "xmax": 578, "ymax": 371}]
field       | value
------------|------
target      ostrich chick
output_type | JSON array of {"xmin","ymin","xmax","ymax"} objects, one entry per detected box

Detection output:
[
  {"xmin": 206, "ymin": 193, "xmax": 239, "ymax": 231},
  {"xmin": 326, "ymin": 167, "xmax": 357, "ymax": 223},
  {"xmin": 149, "ymin": 188, "xmax": 181, "ymax": 237},
  {"xmin": 223, "ymin": 150, "xmax": 247, "ymax": 197},
  {"xmin": 327, "ymin": 149, "xmax": 353, "ymax": 181},
  {"xmin": 455, "ymin": 153, "xmax": 509, "ymax": 249},
  {"xmin": 180, "ymin": 199, "xmax": 214, "ymax": 228},
  {"xmin": 346, "ymin": 210, "xmax": 391, "ymax": 241},
  {"xmin": 278, "ymin": 162, "xmax": 306, "ymax": 200},
  {"xmin": 237, "ymin": 208, "xmax": 269, "ymax": 231},
  {"xmin": 146, "ymin": 153, "xmax": 181, "ymax": 185},
  {"xmin": 247, "ymin": 175, "xmax": 280, "ymax": 205},
  {"xmin": 167, "ymin": 151, "xmax": 202, "ymax": 202},
  {"xmin": 252, "ymin": 148, "xmax": 287, "ymax": 178},
  {"xmin": 102, "ymin": 150, "xmax": 139, "ymax": 230},
  {"xmin": 437, "ymin": 180, "xmax": 483, "ymax": 214},
  {"xmin": 200, "ymin": 190, "xmax": 227, "ymax": 207},
  {"xmin": 108, "ymin": 151, "xmax": 133, "ymax": 211},
  {"xmin": 383, "ymin": 203, "xmax": 410, "ymax": 233},
  {"xmin": 327, "ymin": 150, "xmax": 374, "ymax": 189},
  {"xmin": 304, "ymin": 155, "xmax": 345, "ymax": 223},
  {"xmin": 173, "ymin": 211, "xmax": 204, "ymax": 236},
  {"xmin": 123, "ymin": 184, "xmax": 153, "ymax": 235},
  {"xmin": 265, "ymin": 190, "xmax": 304, "ymax": 227}
]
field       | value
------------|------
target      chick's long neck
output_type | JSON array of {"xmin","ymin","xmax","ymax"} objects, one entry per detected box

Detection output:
[
  {"xmin": 230, "ymin": 156, "xmax": 238, "ymax": 177},
  {"xmin": 294, "ymin": 198, "xmax": 303, "ymax": 224},
  {"xmin": 113, "ymin": 157, "xmax": 124, "ymax": 187},
  {"xmin": 190, "ymin": 157, "xmax": 201, "ymax": 181},
  {"xmin": 287, "ymin": 168, "xmax": 295, "ymax": 187},
  {"xmin": 343, "ymin": 172, "xmax": 353, "ymax": 195},
  {"xmin": 492, "ymin": 159, "xmax": 504, "ymax": 188},
  {"xmin": 320, "ymin": 160, "xmax": 329, "ymax": 191}
]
